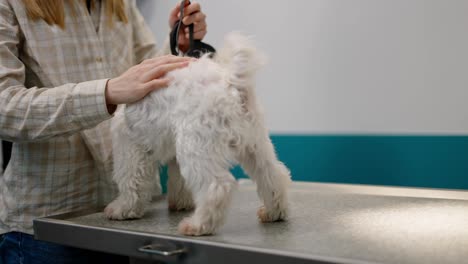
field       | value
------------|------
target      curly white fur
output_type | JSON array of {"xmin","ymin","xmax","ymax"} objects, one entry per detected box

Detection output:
[{"xmin": 104, "ymin": 32, "xmax": 292, "ymax": 236}]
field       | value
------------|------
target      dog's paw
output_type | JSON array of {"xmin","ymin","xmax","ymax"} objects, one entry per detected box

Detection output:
[
  {"xmin": 177, "ymin": 217, "xmax": 214, "ymax": 236},
  {"xmin": 104, "ymin": 199, "xmax": 144, "ymax": 220},
  {"xmin": 257, "ymin": 205, "xmax": 287, "ymax": 223}
]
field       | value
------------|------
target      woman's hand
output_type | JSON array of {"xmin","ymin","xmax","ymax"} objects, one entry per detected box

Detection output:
[
  {"xmin": 105, "ymin": 55, "xmax": 193, "ymax": 106},
  {"xmin": 168, "ymin": 1, "xmax": 207, "ymax": 52}
]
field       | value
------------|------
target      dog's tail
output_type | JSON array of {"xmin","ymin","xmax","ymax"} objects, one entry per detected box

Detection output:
[{"xmin": 216, "ymin": 32, "xmax": 266, "ymax": 90}]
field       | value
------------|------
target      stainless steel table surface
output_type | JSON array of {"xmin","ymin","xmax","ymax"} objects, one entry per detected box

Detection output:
[{"xmin": 34, "ymin": 180, "xmax": 468, "ymax": 264}]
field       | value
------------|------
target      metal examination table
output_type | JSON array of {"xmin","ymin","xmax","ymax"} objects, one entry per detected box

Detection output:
[{"xmin": 34, "ymin": 180, "xmax": 468, "ymax": 264}]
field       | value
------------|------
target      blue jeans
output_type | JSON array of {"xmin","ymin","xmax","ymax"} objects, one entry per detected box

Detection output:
[{"xmin": 0, "ymin": 232, "xmax": 129, "ymax": 264}]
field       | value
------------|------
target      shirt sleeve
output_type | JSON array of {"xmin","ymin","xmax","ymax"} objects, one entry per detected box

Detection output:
[
  {"xmin": 0, "ymin": 1, "xmax": 113, "ymax": 143},
  {"xmin": 130, "ymin": 0, "xmax": 171, "ymax": 63}
]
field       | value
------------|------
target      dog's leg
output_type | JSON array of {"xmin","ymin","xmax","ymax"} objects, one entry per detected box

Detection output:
[
  {"xmin": 104, "ymin": 131, "xmax": 158, "ymax": 220},
  {"xmin": 240, "ymin": 131, "xmax": 291, "ymax": 223},
  {"xmin": 176, "ymin": 159, "xmax": 237, "ymax": 236},
  {"xmin": 167, "ymin": 158, "xmax": 194, "ymax": 211}
]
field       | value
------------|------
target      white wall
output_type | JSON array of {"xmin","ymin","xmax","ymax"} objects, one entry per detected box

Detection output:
[{"xmin": 137, "ymin": 0, "xmax": 468, "ymax": 135}]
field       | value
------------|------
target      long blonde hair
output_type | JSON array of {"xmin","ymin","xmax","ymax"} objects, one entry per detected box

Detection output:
[{"xmin": 23, "ymin": 0, "xmax": 128, "ymax": 29}]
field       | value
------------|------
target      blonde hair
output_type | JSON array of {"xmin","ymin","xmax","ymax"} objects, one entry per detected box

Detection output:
[{"xmin": 23, "ymin": 0, "xmax": 128, "ymax": 29}]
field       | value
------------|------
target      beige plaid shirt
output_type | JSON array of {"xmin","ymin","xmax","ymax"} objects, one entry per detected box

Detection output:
[{"xmin": 0, "ymin": 0, "xmax": 168, "ymax": 234}]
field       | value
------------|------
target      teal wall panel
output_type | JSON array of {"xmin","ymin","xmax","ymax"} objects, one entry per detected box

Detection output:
[{"xmin": 161, "ymin": 135, "xmax": 468, "ymax": 192}]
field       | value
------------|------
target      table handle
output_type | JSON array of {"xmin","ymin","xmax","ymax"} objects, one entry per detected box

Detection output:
[{"xmin": 138, "ymin": 244, "xmax": 186, "ymax": 256}]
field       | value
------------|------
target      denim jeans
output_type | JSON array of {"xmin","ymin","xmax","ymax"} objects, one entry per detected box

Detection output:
[{"xmin": 0, "ymin": 232, "xmax": 129, "ymax": 264}]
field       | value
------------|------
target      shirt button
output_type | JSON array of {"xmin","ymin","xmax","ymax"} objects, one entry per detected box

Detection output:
[{"xmin": 96, "ymin": 57, "xmax": 103, "ymax": 63}]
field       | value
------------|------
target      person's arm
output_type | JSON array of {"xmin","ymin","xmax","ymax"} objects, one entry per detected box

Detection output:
[
  {"xmin": 0, "ymin": 1, "xmax": 192, "ymax": 143},
  {"xmin": 0, "ymin": 2, "xmax": 113, "ymax": 142}
]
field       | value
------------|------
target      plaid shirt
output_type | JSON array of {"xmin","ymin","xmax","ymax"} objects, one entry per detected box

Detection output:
[{"xmin": 0, "ymin": 0, "xmax": 168, "ymax": 234}]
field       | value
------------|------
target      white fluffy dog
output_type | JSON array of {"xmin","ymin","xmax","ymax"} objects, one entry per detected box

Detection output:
[{"xmin": 104, "ymin": 32, "xmax": 291, "ymax": 236}]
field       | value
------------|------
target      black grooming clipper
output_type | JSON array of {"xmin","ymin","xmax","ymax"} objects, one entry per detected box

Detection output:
[{"xmin": 170, "ymin": 0, "xmax": 216, "ymax": 58}]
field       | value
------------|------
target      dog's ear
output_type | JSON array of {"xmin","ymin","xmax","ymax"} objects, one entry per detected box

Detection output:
[{"xmin": 216, "ymin": 32, "xmax": 267, "ymax": 87}]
